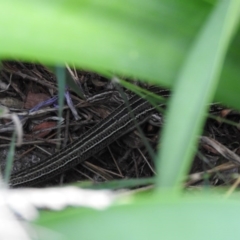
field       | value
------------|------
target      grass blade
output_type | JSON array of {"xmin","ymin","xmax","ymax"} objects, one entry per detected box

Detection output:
[
  {"xmin": 4, "ymin": 131, "xmax": 16, "ymax": 185},
  {"xmin": 157, "ymin": 0, "xmax": 240, "ymax": 190}
]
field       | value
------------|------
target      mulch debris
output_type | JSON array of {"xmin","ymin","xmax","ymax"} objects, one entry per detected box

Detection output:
[{"xmin": 0, "ymin": 61, "xmax": 240, "ymax": 188}]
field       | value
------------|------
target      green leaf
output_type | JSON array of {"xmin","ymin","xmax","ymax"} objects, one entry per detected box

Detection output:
[
  {"xmin": 4, "ymin": 131, "xmax": 16, "ymax": 184},
  {"xmin": 0, "ymin": 0, "xmax": 239, "ymax": 109},
  {"xmin": 157, "ymin": 0, "xmax": 240, "ymax": 190},
  {"xmin": 55, "ymin": 66, "xmax": 66, "ymax": 149},
  {"xmin": 0, "ymin": 0, "xmax": 211, "ymax": 87},
  {"xmin": 35, "ymin": 194, "xmax": 240, "ymax": 240},
  {"xmin": 74, "ymin": 177, "xmax": 156, "ymax": 189}
]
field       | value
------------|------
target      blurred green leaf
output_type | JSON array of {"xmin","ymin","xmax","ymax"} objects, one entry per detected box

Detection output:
[
  {"xmin": 0, "ymin": 1, "xmax": 239, "ymax": 109},
  {"xmin": 216, "ymin": 31, "xmax": 240, "ymax": 109},
  {"xmin": 75, "ymin": 177, "xmax": 155, "ymax": 189},
  {"xmin": 0, "ymin": 0, "xmax": 211, "ymax": 86},
  {"xmin": 35, "ymin": 194, "xmax": 240, "ymax": 240},
  {"xmin": 4, "ymin": 131, "xmax": 16, "ymax": 184},
  {"xmin": 157, "ymin": 0, "xmax": 240, "ymax": 190},
  {"xmin": 55, "ymin": 66, "xmax": 66, "ymax": 149}
]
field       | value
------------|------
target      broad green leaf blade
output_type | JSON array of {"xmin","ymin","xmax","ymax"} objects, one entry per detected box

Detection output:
[
  {"xmin": 35, "ymin": 195, "xmax": 240, "ymax": 240},
  {"xmin": 216, "ymin": 29, "xmax": 240, "ymax": 109},
  {"xmin": 157, "ymin": 0, "xmax": 240, "ymax": 189},
  {"xmin": 0, "ymin": 0, "xmax": 212, "ymax": 86},
  {"xmin": 0, "ymin": 1, "xmax": 239, "ymax": 109}
]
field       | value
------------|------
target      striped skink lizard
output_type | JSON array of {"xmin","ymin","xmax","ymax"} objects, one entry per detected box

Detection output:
[{"xmin": 9, "ymin": 88, "xmax": 168, "ymax": 187}]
